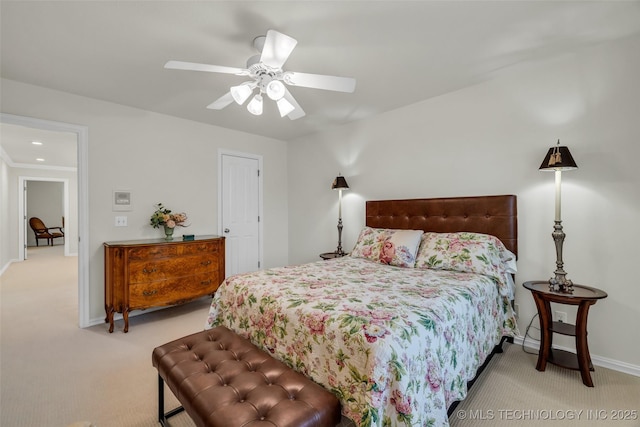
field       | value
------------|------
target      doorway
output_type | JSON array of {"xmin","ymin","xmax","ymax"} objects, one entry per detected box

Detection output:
[
  {"xmin": 21, "ymin": 178, "xmax": 68, "ymax": 259},
  {"xmin": 218, "ymin": 150, "xmax": 263, "ymax": 277},
  {"xmin": 0, "ymin": 113, "xmax": 89, "ymax": 328}
]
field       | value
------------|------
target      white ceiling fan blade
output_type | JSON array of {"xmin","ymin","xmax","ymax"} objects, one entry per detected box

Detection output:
[
  {"xmin": 165, "ymin": 60, "xmax": 248, "ymax": 76},
  {"xmin": 284, "ymin": 71, "xmax": 356, "ymax": 93},
  {"xmin": 260, "ymin": 30, "xmax": 297, "ymax": 69},
  {"xmin": 283, "ymin": 88, "xmax": 305, "ymax": 120},
  {"xmin": 206, "ymin": 92, "xmax": 234, "ymax": 110}
]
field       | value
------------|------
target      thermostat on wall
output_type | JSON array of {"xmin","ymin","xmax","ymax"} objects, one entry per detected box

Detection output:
[{"xmin": 113, "ymin": 190, "xmax": 132, "ymax": 211}]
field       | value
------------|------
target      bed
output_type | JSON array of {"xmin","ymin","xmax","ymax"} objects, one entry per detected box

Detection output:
[{"xmin": 206, "ymin": 195, "xmax": 518, "ymax": 427}]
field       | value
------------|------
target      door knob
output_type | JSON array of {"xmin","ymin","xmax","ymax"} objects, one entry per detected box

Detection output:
[{"xmin": 224, "ymin": 228, "xmax": 230, "ymax": 233}]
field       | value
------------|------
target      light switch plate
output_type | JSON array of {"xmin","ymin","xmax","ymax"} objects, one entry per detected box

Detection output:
[{"xmin": 115, "ymin": 216, "xmax": 127, "ymax": 227}]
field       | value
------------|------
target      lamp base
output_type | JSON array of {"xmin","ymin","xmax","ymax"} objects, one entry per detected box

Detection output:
[
  {"xmin": 335, "ymin": 218, "xmax": 344, "ymax": 257},
  {"xmin": 549, "ymin": 276, "xmax": 573, "ymax": 293},
  {"xmin": 549, "ymin": 220, "xmax": 574, "ymax": 293}
]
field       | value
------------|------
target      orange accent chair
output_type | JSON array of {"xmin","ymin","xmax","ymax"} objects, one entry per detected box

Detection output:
[{"xmin": 29, "ymin": 217, "xmax": 64, "ymax": 246}]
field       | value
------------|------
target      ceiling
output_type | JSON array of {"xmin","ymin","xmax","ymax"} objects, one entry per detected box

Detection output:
[
  {"xmin": 0, "ymin": 123, "xmax": 78, "ymax": 169},
  {"xmin": 2, "ymin": 1, "xmax": 640, "ymax": 167}
]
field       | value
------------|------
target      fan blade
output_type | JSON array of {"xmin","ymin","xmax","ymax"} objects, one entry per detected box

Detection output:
[
  {"xmin": 284, "ymin": 71, "xmax": 356, "ymax": 93},
  {"xmin": 260, "ymin": 30, "xmax": 297, "ymax": 69},
  {"xmin": 206, "ymin": 92, "xmax": 234, "ymax": 110},
  {"xmin": 283, "ymin": 88, "xmax": 306, "ymax": 120},
  {"xmin": 165, "ymin": 60, "xmax": 248, "ymax": 76}
]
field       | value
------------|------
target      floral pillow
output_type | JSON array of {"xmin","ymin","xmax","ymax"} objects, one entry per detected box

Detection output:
[
  {"xmin": 350, "ymin": 227, "xmax": 387, "ymax": 261},
  {"xmin": 414, "ymin": 232, "xmax": 515, "ymax": 281},
  {"xmin": 350, "ymin": 227, "xmax": 424, "ymax": 268}
]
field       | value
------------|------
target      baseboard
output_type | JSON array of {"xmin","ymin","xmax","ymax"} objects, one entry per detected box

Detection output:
[
  {"xmin": 513, "ymin": 335, "xmax": 640, "ymax": 378},
  {"xmin": 0, "ymin": 258, "xmax": 19, "ymax": 276}
]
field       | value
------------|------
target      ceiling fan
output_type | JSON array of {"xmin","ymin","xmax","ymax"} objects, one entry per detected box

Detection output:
[{"xmin": 164, "ymin": 30, "xmax": 356, "ymax": 120}]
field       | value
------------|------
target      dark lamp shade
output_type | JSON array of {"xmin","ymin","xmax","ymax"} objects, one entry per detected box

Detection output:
[
  {"xmin": 539, "ymin": 145, "xmax": 578, "ymax": 171},
  {"xmin": 332, "ymin": 176, "xmax": 349, "ymax": 190}
]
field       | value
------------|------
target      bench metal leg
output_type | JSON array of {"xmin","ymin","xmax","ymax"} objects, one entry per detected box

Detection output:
[{"xmin": 158, "ymin": 374, "xmax": 185, "ymax": 426}]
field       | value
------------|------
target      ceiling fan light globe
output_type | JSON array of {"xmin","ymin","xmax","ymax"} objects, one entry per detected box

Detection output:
[
  {"xmin": 266, "ymin": 80, "xmax": 286, "ymax": 100},
  {"xmin": 230, "ymin": 84, "xmax": 254, "ymax": 105},
  {"xmin": 247, "ymin": 94, "xmax": 263, "ymax": 115},
  {"xmin": 276, "ymin": 98, "xmax": 295, "ymax": 117}
]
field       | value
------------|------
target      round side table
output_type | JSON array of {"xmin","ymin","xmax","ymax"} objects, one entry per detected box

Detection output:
[
  {"xmin": 319, "ymin": 252, "xmax": 348, "ymax": 260},
  {"xmin": 523, "ymin": 281, "xmax": 607, "ymax": 387}
]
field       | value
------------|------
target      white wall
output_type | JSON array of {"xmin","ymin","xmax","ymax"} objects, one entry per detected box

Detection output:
[
  {"xmin": 0, "ymin": 78, "xmax": 289, "ymax": 324},
  {"xmin": 0, "ymin": 157, "xmax": 10, "ymax": 273},
  {"xmin": 288, "ymin": 34, "xmax": 640, "ymax": 369}
]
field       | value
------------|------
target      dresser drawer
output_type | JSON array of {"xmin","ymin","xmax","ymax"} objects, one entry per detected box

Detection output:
[
  {"xmin": 128, "ymin": 254, "xmax": 217, "ymax": 283},
  {"xmin": 129, "ymin": 272, "xmax": 219, "ymax": 308},
  {"xmin": 180, "ymin": 241, "xmax": 220, "ymax": 256},
  {"xmin": 127, "ymin": 245, "xmax": 179, "ymax": 260}
]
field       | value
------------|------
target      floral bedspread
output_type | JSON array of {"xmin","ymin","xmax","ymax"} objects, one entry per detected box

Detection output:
[{"xmin": 206, "ymin": 257, "xmax": 517, "ymax": 427}]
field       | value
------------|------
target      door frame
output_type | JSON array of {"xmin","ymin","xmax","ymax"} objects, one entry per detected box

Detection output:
[
  {"xmin": 217, "ymin": 149, "xmax": 264, "ymax": 276},
  {"xmin": 1, "ymin": 113, "xmax": 89, "ymax": 328}
]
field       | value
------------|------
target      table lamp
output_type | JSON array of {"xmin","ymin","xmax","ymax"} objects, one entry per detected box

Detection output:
[
  {"xmin": 331, "ymin": 175, "xmax": 349, "ymax": 256},
  {"xmin": 539, "ymin": 140, "xmax": 578, "ymax": 293}
]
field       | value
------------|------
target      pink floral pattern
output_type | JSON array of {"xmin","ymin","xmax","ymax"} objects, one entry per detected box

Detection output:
[
  {"xmin": 351, "ymin": 227, "xmax": 423, "ymax": 268},
  {"xmin": 206, "ymin": 257, "xmax": 518, "ymax": 427},
  {"xmin": 379, "ymin": 241, "xmax": 395, "ymax": 264},
  {"xmin": 415, "ymin": 232, "xmax": 516, "ymax": 298}
]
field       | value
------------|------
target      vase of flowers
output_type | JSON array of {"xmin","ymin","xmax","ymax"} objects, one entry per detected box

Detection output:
[
  {"xmin": 163, "ymin": 225, "xmax": 174, "ymax": 240},
  {"xmin": 150, "ymin": 203, "xmax": 188, "ymax": 240}
]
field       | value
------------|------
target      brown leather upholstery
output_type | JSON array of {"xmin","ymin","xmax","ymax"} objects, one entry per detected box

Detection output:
[
  {"xmin": 152, "ymin": 326, "xmax": 341, "ymax": 427},
  {"xmin": 366, "ymin": 195, "xmax": 517, "ymax": 256}
]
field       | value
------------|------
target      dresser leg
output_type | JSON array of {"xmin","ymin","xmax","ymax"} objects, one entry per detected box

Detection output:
[
  {"xmin": 106, "ymin": 307, "xmax": 115, "ymax": 333},
  {"xmin": 123, "ymin": 309, "xmax": 129, "ymax": 333}
]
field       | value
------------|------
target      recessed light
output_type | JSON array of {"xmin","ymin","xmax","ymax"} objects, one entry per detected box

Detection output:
[
  {"xmin": 36, "ymin": 158, "xmax": 45, "ymax": 162},
  {"xmin": 32, "ymin": 141, "xmax": 43, "ymax": 145}
]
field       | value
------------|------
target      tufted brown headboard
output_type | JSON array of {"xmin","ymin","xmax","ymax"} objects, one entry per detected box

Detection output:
[{"xmin": 366, "ymin": 195, "xmax": 517, "ymax": 256}]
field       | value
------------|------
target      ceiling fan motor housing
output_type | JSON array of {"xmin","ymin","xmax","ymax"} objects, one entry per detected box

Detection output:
[
  {"xmin": 248, "ymin": 63, "xmax": 284, "ymax": 98},
  {"xmin": 252, "ymin": 35, "xmax": 267, "ymax": 53}
]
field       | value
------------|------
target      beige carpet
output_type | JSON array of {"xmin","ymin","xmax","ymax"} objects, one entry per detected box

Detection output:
[
  {"xmin": 451, "ymin": 344, "xmax": 640, "ymax": 426},
  {"xmin": 1, "ymin": 245, "xmax": 638, "ymax": 427}
]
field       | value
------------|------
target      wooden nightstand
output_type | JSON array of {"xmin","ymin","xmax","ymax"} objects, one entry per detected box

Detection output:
[
  {"xmin": 523, "ymin": 280, "xmax": 607, "ymax": 387},
  {"xmin": 319, "ymin": 252, "xmax": 348, "ymax": 260}
]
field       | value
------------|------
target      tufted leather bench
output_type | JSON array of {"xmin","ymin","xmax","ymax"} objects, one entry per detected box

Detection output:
[{"xmin": 152, "ymin": 326, "xmax": 341, "ymax": 427}]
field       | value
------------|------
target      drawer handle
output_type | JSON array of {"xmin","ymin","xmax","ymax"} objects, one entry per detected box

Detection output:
[
  {"xmin": 142, "ymin": 268, "xmax": 157, "ymax": 274},
  {"xmin": 201, "ymin": 260, "xmax": 212, "ymax": 266},
  {"xmin": 143, "ymin": 289, "xmax": 158, "ymax": 296},
  {"xmin": 200, "ymin": 280, "xmax": 212, "ymax": 286}
]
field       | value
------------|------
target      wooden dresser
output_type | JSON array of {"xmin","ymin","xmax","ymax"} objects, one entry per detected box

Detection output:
[{"xmin": 104, "ymin": 235, "xmax": 225, "ymax": 332}]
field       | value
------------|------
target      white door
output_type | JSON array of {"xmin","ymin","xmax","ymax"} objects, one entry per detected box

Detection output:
[
  {"xmin": 22, "ymin": 181, "xmax": 28, "ymax": 260},
  {"xmin": 220, "ymin": 152, "xmax": 262, "ymax": 278}
]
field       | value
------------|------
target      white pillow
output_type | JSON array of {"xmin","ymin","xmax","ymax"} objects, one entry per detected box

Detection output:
[{"xmin": 381, "ymin": 229, "xmax": 424, "ymax": 268}]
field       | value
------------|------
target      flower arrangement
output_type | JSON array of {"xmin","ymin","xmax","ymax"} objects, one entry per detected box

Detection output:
[{"xmin": 150, "ymin": 203, "xmax": 188, "ymax": 229}]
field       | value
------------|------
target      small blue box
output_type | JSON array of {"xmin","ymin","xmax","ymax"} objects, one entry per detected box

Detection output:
[{"xmin": 182, "ymin": 234, "xmax": 195, "ymax": 241}]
